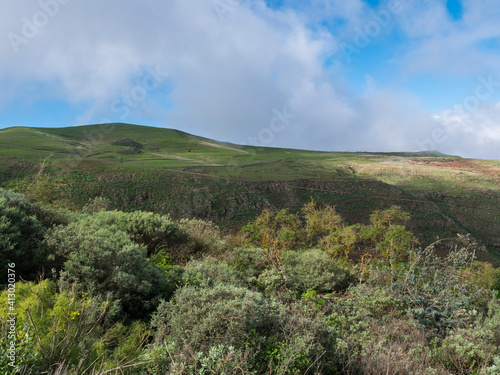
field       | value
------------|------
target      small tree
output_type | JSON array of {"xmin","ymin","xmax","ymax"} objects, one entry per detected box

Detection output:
[{"xmin": 242, "ymin": 209, "xmax": 302, "ymax": 273}]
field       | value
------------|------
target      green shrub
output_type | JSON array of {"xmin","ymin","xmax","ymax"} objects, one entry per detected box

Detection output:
[
  {"xmin": 433, "ymin": 297, "xmax": 500, "ymax": 373},
  {"xmin": 182, "ymin": 257, "xmax": 246, "ymax": 288},
  {"xmin": 461, "ymin": 261, "xmax": 500, "ymax": 291},
  {"xmin": 286, "ymin": 249, "xmax": 355, "ymax": 294},
  {"xmin": 68, "ymin": 210, "xmax": 180, "ymax": 255},
  {"xmin": 151, "ymin": 284, "xmax": 338, "ymax": 374},
  {"xmin": 0, "ymin": 191, "xmax": 48, "ymax": 281},
  {"xmin": 382, "ymin": 236, "xmax": 491, "ymax": 335},
  {"xmin": 152, "ymin": 284, "xmax": 282, "ymax": 354},
  {"xmin": 175, "ymin": 218, "xmax": 226, "ymax": 259},
  {"xmin": 46, "ymin": 218, "xmax": 176, "ymax": 320},
  {"xmin": 81, "ymin": 196, "xmax": 112, "ymax": 214},
  {"xmin": 0, "ymin": 280, "xmax": 149, "ymax": 374},
  {"xmin": 223, "ymin": 246, "xmax": 267, "ymax": 280},
  {"xmin": 256, "ymin": 268, "xmax": 301, "ymax": 301}
]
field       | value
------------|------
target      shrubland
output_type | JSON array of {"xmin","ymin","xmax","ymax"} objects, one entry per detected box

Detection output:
[{"xmin": 1, "ymin": 188, "xmax": 500, "ymax": 374}]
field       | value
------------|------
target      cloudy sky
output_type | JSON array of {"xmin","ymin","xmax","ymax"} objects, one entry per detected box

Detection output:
[{"xmin": 1, "ymin": 0, "xmax": 500, "ymax": 158}]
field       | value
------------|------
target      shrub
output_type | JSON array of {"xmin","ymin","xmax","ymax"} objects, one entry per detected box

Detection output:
[
  {"xmin": 358, "ymin": 206, "xmax": 417, "ymax": 263},
  {"xmin": 241, "ymin": 209, "xmax": 303, "ymax": 271},
  {"xmin": 384, "ymin": 236, "xmax": 491, "ymax": 335},
  {"xmin": 81, "ymin": 196, "xmax": 112, "ymax": 214},
  {"xmin": 46, "ymin": 217, "xmax": 176, "ymax": 320},
  {"xmin": 0, "ymin": 280, "xmax": 149, "ymax": 374},
  {"xmin": 69, "ymin": 210, "xmax": 180, "ymax": 255},
  {"xmin": 0, "ymin": 191, "xmax": 47, "ymax": 281},
  {"xmin": 461, "ymin": 261, "xmax": 500, "ymax": 291},
  {"xmin": 222, "ymin": 247, "xmax": 267, "ymax": 281},
  {"xmin": 433, "ymin": 297, "xmax": 500, "ymax": 374},
  {"xmin": 171, "ymin": 218, "xmax": 226, "ymax": 263},
  {"xmin": 152, "ymin": 284, "xmax": 282, "ymax": 354},
  {"xmin": 151, "ymin": 284, "xmax": 338, "ymax": 373},
  {"xmin": 182, "ymin": 257, "xmax": 246, "ymax": 288},
  {"xmin": 302, "ymin": 200, "xmax": 344, "ymax": 246},
  {"xmin": 286, "ymin": 249, "xmax": 355, "ymax": 294}
]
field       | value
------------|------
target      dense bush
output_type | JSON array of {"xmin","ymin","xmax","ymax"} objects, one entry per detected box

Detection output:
[
  {"xmin": 0, "ymin": 190, "xmax": 47, "ymax": 280},
  {"xmin": 383, "ymin": 237, "xmax": 491, "ymax": 335},
  {"xmin": 181, "ymin": 257, "xmax": 246, "ymax": 288},
  {"xmin": 175, "ymin": 218, "xmax": 227, "ymax": 260},
  {"xmin": 151, "ymin": 284, "xmax": 338, "ymax": 374},
  {"xmin": 0, "ymin": 280, "xmax": 149, "ymax": 375},
  {"xmin": 2, "ymin": 189, "xmax": 500, "ymax": 374},
  {"xmin": 286, "ymin": 249, "xmax": 355, "ymax": 294},
  {"xmin": 45, "ymin": 215, "xmax": 177, "ymax": 319},
  {"xmin": 223, "ymin": 246, "xmax": 267, "ymax": 280},
  {"xmin": 60, "ymin": 210, "xmax": 180, "ymax": 255}
]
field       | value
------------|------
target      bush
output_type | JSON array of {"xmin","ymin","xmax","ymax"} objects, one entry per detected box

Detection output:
[
  {"xmin": 286, "ymin": 249, "xmax": 355, "ymax": 294},
  {"xmin": 0, "ymin": 190, "xmax": 47, "ymax": 281},
  {"xmin": 152, "ymin": 284, "xmax": 282, "ymax": 354},
  {"xmin": 151, "ymin": 284, "xmax": 338, "ymax": 374},
  {"xmin": 382, "ymin": 236, "xmax": 491, "ymax": 335},
  {"xmin": 182, "ymin": 257, "xmax": 246, "ymax": 288},
  {"xmin": 67, "ymin": 210, "xmax": 180, "ymax": 255},
  {"xmin": 223, "ymin": 247, "xmax": 267, "ymax": 281},
  {"xmin": 0, "ymin": 280, "xmax": 149, "ymax": 374},
  {"xmin": 46, "ymin": 216, "xmax": 177, "ymax": 320},
  {"xmin": 461, "ymin": 261, "xmax": 500, "ymax": 291},
  {"xmin": 174, "ymin": 218, "xmax": 226, "ymax": 261}
]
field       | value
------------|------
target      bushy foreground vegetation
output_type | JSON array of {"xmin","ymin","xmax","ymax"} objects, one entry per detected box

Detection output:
[{"xmin": 1, "ymin": 188, "xmax": 500, "ymax": 374}]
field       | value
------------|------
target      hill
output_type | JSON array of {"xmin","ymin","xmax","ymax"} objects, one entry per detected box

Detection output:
[{"xmin": 1, "ymin": 123, "xmax": 499, "ymax": 262}]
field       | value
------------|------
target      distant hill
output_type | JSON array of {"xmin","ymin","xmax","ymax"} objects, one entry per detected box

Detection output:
[{"xmin": 1, "ymin": 123, "xmax": 499, "ymax": 263}]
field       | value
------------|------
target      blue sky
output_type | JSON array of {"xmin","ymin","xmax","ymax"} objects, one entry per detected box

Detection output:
[{"xmin": 1, "ymin": 0, "xmax": 500, "ymax": 158}]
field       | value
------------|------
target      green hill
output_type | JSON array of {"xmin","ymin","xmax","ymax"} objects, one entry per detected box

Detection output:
[{"xmin": 1, "ymin": 123, "xmax": 499, "ymax": 262}]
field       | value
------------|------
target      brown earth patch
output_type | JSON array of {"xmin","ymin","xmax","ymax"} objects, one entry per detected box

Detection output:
[{"xmin": 411, "ymin": 158, "xmax": 500, "ymax": 177}]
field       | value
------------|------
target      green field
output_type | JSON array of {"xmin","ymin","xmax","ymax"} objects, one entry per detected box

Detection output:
[{"xmin": 1, "ymin": 123, "xmax": 499, "ymax": 262}]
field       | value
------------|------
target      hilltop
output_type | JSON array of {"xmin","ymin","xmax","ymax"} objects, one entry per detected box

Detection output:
[{"xmin": 1, "ymin": 123, "xmax": 499, "ymax": 262}]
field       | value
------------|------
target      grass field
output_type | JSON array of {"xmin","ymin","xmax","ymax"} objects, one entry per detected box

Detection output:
[{"xmin": 1, "ymin": 123, "xmax": 499, "ymax": 262}]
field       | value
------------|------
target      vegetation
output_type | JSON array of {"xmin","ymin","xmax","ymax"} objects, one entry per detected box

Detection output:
[
  {"xmin": 1, "ymin": 124, "xmax": 500, "ymax": 263},
  {"xmin": 1, "ymin": 124, "xmax": 500, "ymax": 373},
  {"xmin": 1, "ymin": 187, "xmax": 500, "ymax": 374}
]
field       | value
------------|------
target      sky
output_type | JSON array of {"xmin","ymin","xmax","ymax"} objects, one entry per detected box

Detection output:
[{"xmin": 1, "ymin": 0, "xmax": 500, "ymax": 159}]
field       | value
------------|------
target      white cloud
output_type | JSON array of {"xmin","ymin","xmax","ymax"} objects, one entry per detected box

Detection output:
[
  {"xmin": 434, "ymin": 101, "xmax": 500, "ymax": 158},
  {"xmin": 0, "ymin": 0, "xmax": 499, "ymax": 158}
]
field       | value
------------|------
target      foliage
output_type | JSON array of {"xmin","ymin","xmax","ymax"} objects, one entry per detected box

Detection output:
[
  {"xmin": 174, "ymin": 218, "xmax": 226, "ymax": 263},
  {"xmin": 242, "ymin": 208, "xmax": 302, "ymax": 271},
  {"xmin": 432, "ymin": 298, "xmax": 500, "ymax": 374},
  {"xmin": 286, "ymin": 249, "xmax": 355, "ymax": 294},
  {"xmin": 60, "ymin": 209, "xmax": 180, "ymax": 255},
  {"xmin": 151, "ymin": 284, "xmax": 338, "ymax": 374},
  {"xmin": 0, "ymin": 280, "xmax": 149, "ymax": 375},
  {"xmin": 222, "ymin": 246, "xmax": 267, "ymax": 281},
  {"xmin": 1, "ymin": 187, "xmax": 500, "ymax": 374},
  {"xmin": 461, "ymin": 261, "xmax": 500, "ymax": 291},
  {"xmin": 241, "ymin": 202, "xmax": 417, "ymax": 264},
  {"xmin": 45, "ymin": 213, "xmax": 176, "ymax": 320},
  {"xmin": 181, "ymin": 257, "xmax": 246, "ymax": 288},
  {"xmin": 81, "ymin": 196, "xmax": 112, "ymax": 214},
  {"xmin": 0, "ymin": 190, "xmax": 48, "ymax": 281},
  {"xmin": 379, "ymin": 235, "xmax": 491, "ymax": 334}
]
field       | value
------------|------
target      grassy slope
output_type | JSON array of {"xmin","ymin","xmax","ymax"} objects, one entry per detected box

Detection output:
[{"xmin": 1, "ymin": 123, "xmax": 499, "ymax": 262}]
